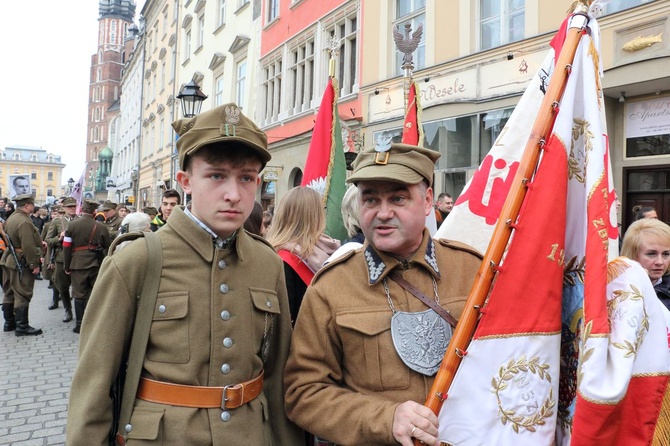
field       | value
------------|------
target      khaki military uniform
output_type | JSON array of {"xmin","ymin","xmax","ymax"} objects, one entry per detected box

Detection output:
[
  {"xmin": 67, "ymin": 206, "xmax": 302, "ymax": 446},
  {"xmin": 0, "ymin": 209, "xmax": 42, "ymax": 308},
  {"xmin": 41, "ymin": 220, "xmax": 53, "ymax": 281},
  {"xmin": 46, "ymin": 215, "xmax": 76, "ymax": 295},
  {"xmin": 63, "ymin": 214, "xmax": 111, "ymax": 301},
  {"xmin": 284, "ymin": 231, "xmax": 482, "ymax": 446},
  {"xmin": 104, "ymin": 213, "xmax": 123, "ymax": 240}
]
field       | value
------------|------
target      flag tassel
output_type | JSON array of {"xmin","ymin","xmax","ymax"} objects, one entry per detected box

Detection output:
[
  {"xmin": 416, "ymin": 5, "xmax": 590, "ymax": 435},
  {"xmin": 652, "ymin": 382, "xmax": 670, "ymax": 446}
]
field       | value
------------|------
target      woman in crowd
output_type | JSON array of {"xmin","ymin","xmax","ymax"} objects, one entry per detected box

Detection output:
[
  {"xmin": 243, "ymin": 201, "xmax": 264, "ymax": 237},
  {"xmin": 113, "ymin": 212, "xmax": 152, "ymax": 252},
  {"xmin": 325, "ymin": 185, "xmax": 364, "ymax": 265},
  {"xmin": 266, "ymin": 187, "xmax": 340, "ymax": 323},
  {"xmin": 633, "ymin": 205, "xmax": 659, "ymax": 220},
  {"xmin": 621, "ymin": 218, "xmax": 670, "ymax": 309}
]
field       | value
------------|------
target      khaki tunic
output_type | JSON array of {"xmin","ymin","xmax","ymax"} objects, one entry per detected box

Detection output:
[
  {"xmin": 104, "ymin": 213, "xmax": 123, "ymax": 239},
  {"xmin": 0, "ymin": 209, "xmax": 42, "ymax": 307},
  {"xmin": 66, "ymin": 206, "xmax": 303, "ymax": 446},
  {"xmin": 46, "ymin": 215, "xmax": 75, "ymax": 294},
  {"xmin": 284, "ymin": 232, "xmax": 482, "ymax": 446}
]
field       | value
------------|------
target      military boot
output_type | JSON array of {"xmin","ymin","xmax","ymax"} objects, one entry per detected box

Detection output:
[
  {"xmin": 2, "ymin": 303, "xmax": 16, "ymax": 332},
  {"xmin": 73, "ymin": 299, "xmax": 88, "ymax": 334},
  {"xmin": 61, "ymin": 289, "xmax": 73, "ymax": 323},
  {"xmin": 14, "ymin": 306, "xmax": 43, "ymax": 337},
  {"xmin": 48, "ymin": 287, "xmax": 60, "ymax": 310}
]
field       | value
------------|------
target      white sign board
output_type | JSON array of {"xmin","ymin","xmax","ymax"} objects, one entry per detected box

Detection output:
[{"xmin": 625, "ymin": 96, "xmax": 670, "ymax": 139}]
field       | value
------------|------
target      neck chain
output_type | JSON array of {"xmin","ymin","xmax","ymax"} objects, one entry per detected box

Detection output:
[{"xmin": 382, "ymin": 275, "xmax": 439, "ymax": 312}]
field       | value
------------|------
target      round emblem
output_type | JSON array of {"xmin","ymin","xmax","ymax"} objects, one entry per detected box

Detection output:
[{"xmin": 391, "ymin": 309, "xmax": 452, "ymax": 376}]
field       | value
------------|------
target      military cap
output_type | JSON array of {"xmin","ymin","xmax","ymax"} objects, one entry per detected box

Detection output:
[
  {"xmin": 13, "ymin": 194, "xmax": 35, "ymax": 207},
  {"xmin": 62, "ymin": 197, "xmax": 77, "ymax": 207},
  {"xmin": 82, "ymin": 199, "xmax": 99, "ymax": 214},
  {"xmin": 172, "ymin": 103, "xmax": 271, "ymax": 171},
  {"xmin": 100, "ymin": 200, "xmax": 117, "ymax": 211},
  {"xmin": 347, "ymin": 142, "xmax": 441, "ymax": 187}
]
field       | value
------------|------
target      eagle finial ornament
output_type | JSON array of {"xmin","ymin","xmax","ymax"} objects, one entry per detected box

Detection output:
[{"xmin": 393, "ymin": 22, "xmax": 424, "ymax": 70}]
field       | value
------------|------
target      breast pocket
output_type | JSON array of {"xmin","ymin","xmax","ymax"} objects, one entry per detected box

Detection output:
[
  {"xmin": 337, "ymin": 309, "xmax": 410, "ymax": 391},
  {"xmin": 250, "ymin": 288, "xmax": 281, "ymax": 357},
  {"xmin": 146, "ymin": 292, "xmax": 190, "ymax": 364}
]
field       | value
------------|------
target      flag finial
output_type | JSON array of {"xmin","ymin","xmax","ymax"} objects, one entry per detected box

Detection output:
[{"xmin": 326, "ymin": 37, "xmax": 342, "ymax": 78}]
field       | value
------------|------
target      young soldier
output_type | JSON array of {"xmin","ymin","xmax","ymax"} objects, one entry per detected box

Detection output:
[
  {"xmin": 0, "ymin": 194, "xmax": 44, "ymax": 336},
  {"xmin": 101, "ymin": 200, "xmax": 123, "ymax": 239},
  {"xmin": 284, "ymin": 143, "xmax": 482, "ymax": 446},
  {"xmin": 67, "ymin": 104, "xmax": 302, "ymax": 445}
]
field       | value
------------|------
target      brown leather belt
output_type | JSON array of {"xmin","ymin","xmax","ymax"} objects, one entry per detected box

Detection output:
[
  {"xmin": 73, "ymin": 245, "xmax": 98, "ymax": 252},
  {"xmin": 136, "ymin": 371, "xmax": 264, "ymax": 409}
]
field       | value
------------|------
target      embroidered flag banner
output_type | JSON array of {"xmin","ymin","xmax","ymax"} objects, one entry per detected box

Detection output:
[
  {"xmin": 301, "ymin": 77, "xmax": 348, "ymax": 241},
  {"xmin": 70, "ymin": 168, "xmax": 87, "ymax": 214}
]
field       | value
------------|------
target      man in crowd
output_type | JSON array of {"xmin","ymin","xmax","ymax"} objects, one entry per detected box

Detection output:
[
  {"xmin": 0, "ymin": 197, "xmax": 7, "ymax": 220},
  {"xmin": 12, "ymin": 176, "xmax": 30, "ymax": 196},
  {"xmin": 45, "ymin": 197, "xmax": 79, "ymax": 323},
  {"xmin": 434, "ymin": 192, "xmax": 453, "ymax": 228},
  {"xmin": 150, "ymin": 188, "xmax": 181, "ymax": 231},
  {"xmin": 67, "ymin": 103, "xmax": 302, "ymax": 445},
  {"xmin": 63, "ymin": 199, "xmax": 112, "ymax": 333},
  {"xmin": 0, "ymin": 194, "xmax": 44, "ymax": 336},
  {"xmin": 284, "ymin": 143, "xmax": 482, "ymax": 446},
  {"xmin": 117, "ymin": 204, "xmax": 130, "ymax": 220},
  {"xmin": 100, "ymin": 200, "xmax": 123, "ymax": 239}
]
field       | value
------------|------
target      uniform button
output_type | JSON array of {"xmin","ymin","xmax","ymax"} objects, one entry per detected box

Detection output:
[
  {"xmin": 125, "ymin": 424, "xmax": 133, "ymax": 433},
  {"xmin": 221, "ymin": 363, "xmax": 230, "ymax": 374},
  {"xmin": 158, "ymin": 305, "xmax": 166, "ymax": 314},
  {"xmin": 266, "ymin": 301, "xmax": 272, "ymax": 308},
  {"xmin": 223, "ymin": 337, "xmax": 233, "ymax": 348},
  {"xmin": 219, "ymin": 284, "xmax": 229, "ymax": 294},
  {"xmin": 218, "ymin": 260, "xmax": 227, "ymax": 269},
  {"xmin": 221, "ymin": 411, "xmax": 231, "ymax": 422},
  {"xmin": 220, "ymin": 310, "xmax": 230, "ymax": 321}
]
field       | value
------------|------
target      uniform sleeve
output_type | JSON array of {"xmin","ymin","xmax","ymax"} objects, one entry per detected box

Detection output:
[
  {"xmin": 63, "ymin": 227, "xmax": 73, "ymax": 271},
  {"xmin": 45, "ymin": 220, "xmax": 62, "ymax": 249},
  {"xmin": 265, "ymin": 261, "xmax": 305, "ymax": 445},
  {"xmin": 284, "ymin": 285, "xmax": 399, "ymax": 445},
  {"xmin": 66, "ymin": 250, "xmax": 144, "ymax": 446},
  {"xmin": 21, "ymin": 220, "xmax": 42, "ymax": 269}
]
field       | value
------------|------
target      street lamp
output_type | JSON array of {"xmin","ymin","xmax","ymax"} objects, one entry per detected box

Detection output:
[
  {"xmin": 67, "ymin": 177, "xmax": 75, "ymax": 195},
  {"xmin": 177, "ymin": 80, "xmax": 208, "ymax": 118}
]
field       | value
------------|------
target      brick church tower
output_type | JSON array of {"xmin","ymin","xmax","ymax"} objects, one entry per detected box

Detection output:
[{"xmin": 85, "ymin": 0, "xmax": 135, "ymax": 200}]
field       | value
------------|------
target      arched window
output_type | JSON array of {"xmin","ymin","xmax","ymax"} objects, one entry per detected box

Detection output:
[
  {"xmin": 97, "ymin": 67, "xmax": 102, "ymax": 82},
  {"xmin": 98, "ymin": 50, "xmax": 103, "ymax": 62},
  {"xmin": 13, "ymin": 152, "xmax": 21, "ymax": 160},
  {"xmin": 96, "ymin": 86, "xmax": 101, "ymax": 102},
  {"xmin": 30, "ymin": 154, "xmax": 38, "ymax": 162},
  {"xmin": 111, "ymin": 21, "xmax": 117, "ymax": 43}
]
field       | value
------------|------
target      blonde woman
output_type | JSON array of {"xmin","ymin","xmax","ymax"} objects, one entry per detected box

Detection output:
[
  {"xmin": 267, "ymin": 187, "xmax": 340, "ymax": 323},
  {"xmin": 621, "ymin": 218, "xmax": 670, "ymax": 310}
]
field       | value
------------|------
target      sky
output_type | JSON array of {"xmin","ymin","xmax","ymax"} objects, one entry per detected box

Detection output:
[{"xmin": 0, "ymin": 0, "xmax": 144, "ymax": 185}]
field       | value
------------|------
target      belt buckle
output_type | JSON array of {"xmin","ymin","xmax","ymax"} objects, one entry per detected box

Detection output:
[{"xmin": 222, "ymin": 383, "xmax": 242, "ymax": 409}]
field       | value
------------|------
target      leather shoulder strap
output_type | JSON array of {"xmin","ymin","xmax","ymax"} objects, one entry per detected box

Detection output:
[
  {"xmin": 389, "ymin": 270, "xmax": 458, "ymax": 328},
  {"xmin": 116, "ymin": 231, "xmax": 162, "ymax": 440}
]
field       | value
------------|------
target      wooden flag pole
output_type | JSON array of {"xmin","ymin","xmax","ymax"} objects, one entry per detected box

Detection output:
[{"xmin": 416, "ymin": 4, "xmax": 590, "ymax": 443}]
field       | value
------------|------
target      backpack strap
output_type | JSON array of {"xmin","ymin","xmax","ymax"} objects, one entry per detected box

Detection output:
[
  {"xmin": 277, "ymin": 249, "xmax": 315, "ymax": 285},
  {"xmin": 114, "ymin": 231, "xmax": 162, "ymax": 444}
]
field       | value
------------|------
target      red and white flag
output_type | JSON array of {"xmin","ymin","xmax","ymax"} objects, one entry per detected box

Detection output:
[
  {"xmin": 401, "ymin": 80, "xmax": 424, "ymax": 146},
  {"xmin": 436, "ymin": 11, "xmax": 670, "ymax": 445}
]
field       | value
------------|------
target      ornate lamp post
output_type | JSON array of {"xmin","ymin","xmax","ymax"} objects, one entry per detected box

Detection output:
[{"xmin": 177, "ymin": 80, "xmax": 208, "ymax": 118}]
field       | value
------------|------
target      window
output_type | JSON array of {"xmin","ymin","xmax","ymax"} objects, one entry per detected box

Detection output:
[
  {"xmin": 261, "ymin": 58, "xmax": 283, "ymax": 125},
  {"xmin": 13, "ymin": 152, "xmax": 20, "ymax": 161},
  {"xmin": 31, "ymin": 172, "xmax": 37, "ymax": 180},
  {"xmin": 163, "ymin": 9, "xmax": 169, "ymax": 36},
  {"xmin": 159, "ymin": 119, "xmax": 165, "ymax": 151},
  {"xmin": 394, "ymin": 0, "xmax": 425, "ymax": 76},
  {"xmin": 31, "ymin": 189, "xmax": 36, "ymax": 198},
  {"xmin": 197, "ymin": 15, "xmax": 205, "ymax": 49},
  {"xmin": 48, "ymin": 172, "xmax": 54, "ymax": 181},
  {"xmin": 215, "ymin": 75, "xmax": 225, "ymax": 106},
  {"xmin": 161, "ymin": 62, "xmax": 166, "ymax": 91},
  {"xmin": 288, "ymin": 38, "xmax": 315, "ymax": 116},
  {"xmin": 326, "ymin": 12, "xmax": 359, "ymax": 96},
  {"xmin": 184, "ymin": 29, "xmax": 192, "ymax": 61},
  {"xmin": 30, "ymin": 154, "xmax": 38, "ymax": 162},
  {"xmin": 479, "ymin": 0, "xmax": 525, "ymax": 51},
  {"xmin": 218, "ymin": 0, "xmax": 226, "ymax": 28},
  {"xmin": 267, "ymin": 0, "xmax": 279, "ymax": 23},
  {"xmin": 47, "ymin": 189, "xmax": 53, "ymax": 197},
  {"xmin": 171, "ymin": 49, "xmax": 177, "ymax": 81},
  {"xmin": 97, "ymin": 67, "xmax": 102, "ymax": 82},
  {"xmin": 236, "ymin": 60, "xmax": 247, "ymax": 108},
  {"xmin": 153, "ymin": 73, "xmax": 157, "ymax": 100},
  {"xmin": 111, "ymin": 20, "xmax": 117, "ymax": 43},
  {"xmin": 604, "ymin": 0, "xmax": 653, "ymax": 15}
]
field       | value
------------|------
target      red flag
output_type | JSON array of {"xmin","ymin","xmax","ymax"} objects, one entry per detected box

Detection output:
[
  {"xmin": 401, "ymin": 81, "xmax": 424, "ymax": 145},
  {"xmin": 301, "ymin": 78, "xmax": 348, "ymax": 241}
]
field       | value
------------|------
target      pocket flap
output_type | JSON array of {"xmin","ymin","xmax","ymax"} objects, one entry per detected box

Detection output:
[
  {"xmin": 127, "ymin": 407, "xmax": 164, "ymax": 440},
  {"xmin": 154, "ymin": 292, "xmax": 189, "ymax": 321},
  {"xmin": 337, "ymin": 310, "xmax": 391, "ymax": 336},
  {"xmin": 250, "ymin": 288, "xmax": 281, "ymax": 315}
]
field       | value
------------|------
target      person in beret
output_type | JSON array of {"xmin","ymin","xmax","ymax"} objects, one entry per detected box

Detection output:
[
  {"xmin": 45, "ymin": 197, "xmax": 79, "ymax": 323},
  {"xmin": 62, "ymin": 199, "xmax": 112, "ymax": 334},
  {"xmin": 67, "ymin": 103, "xmax": 303, "ymax": 446},
  {"xmin": 0, "ymin": 194, "xmax": 45, "ymax": 336},
  {"xmin": 284, "ymin": 142, "xmax": 483, "ymax": 446}
]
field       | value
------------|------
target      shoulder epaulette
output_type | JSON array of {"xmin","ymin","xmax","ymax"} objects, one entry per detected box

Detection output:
[
  {"xmin": 246, "ymin": 231, "xmax": 276, "ymax": 251},
  {"xmin": 312, "ymin": 248, "xmax": 358, "ymax": 283},
  {"xmin": 435, "ymin": 238, "xmax": 484, "ymax": 259}
]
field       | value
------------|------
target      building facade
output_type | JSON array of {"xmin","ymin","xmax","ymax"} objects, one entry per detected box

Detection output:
[
  {"xmin": 0, "ymin": 146, "xmax": 65, "ymax": 205},
  {"xmin": 86, "ymin": 0, "xmax": 136, "ymax": 201}
]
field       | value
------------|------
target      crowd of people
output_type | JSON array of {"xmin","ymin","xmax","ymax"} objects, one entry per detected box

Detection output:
[{"xmin": 2, "ymin": 103, "xmax": 669, "ymax": 446}]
